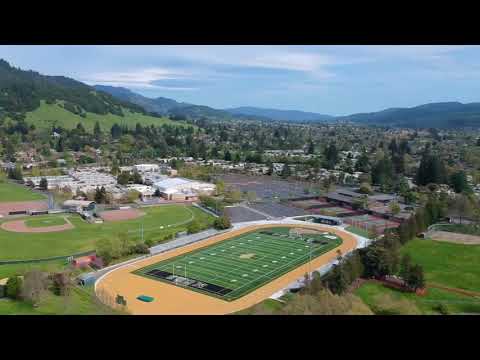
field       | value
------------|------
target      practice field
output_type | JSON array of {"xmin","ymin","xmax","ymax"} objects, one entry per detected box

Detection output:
[
  {"xmin": 96, "ymin": 223, "xmax": 357, "ymax": 314},
  {"xmin": 0, "ymin": 181, "xmax": 45, "ymax": 203},
  {"xmin": 133, "ymin": 227, "xmax": 342, "ymax": 301},
  {"xmin": 0, "ymin": 205, "xmax": 213, "ymax": 260}
]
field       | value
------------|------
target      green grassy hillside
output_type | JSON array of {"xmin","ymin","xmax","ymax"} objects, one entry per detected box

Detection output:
[
  {"xmin": 24, "ymin": 101, "xmax": 192, "ymax": 132},
  {"xmin": 401, "ymin": 239, "xmax": 480, "ymax": 292}
]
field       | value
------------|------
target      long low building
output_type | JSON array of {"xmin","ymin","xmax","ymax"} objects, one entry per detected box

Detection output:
[{"xmin": 153, "ymin": 177, "xmax": 216, "ymax": 201}]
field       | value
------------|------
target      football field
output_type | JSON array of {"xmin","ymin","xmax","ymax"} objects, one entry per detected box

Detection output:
[{"xmin": 133, "ymin": 227, "xmax": 342, "ymax": 301}]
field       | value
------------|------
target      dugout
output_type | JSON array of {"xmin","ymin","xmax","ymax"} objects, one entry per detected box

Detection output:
[
  {"xmin": 29, "ymin": 210, "xmax": 49, "ymax": 216},
  {"xmin": 8, "ymin": 210, "xmax": 27, "ymax": 216}
]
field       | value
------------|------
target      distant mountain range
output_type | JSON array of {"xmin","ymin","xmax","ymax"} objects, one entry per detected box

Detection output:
[
  {"xmin": 93, "ymin": 85, "xmax": 191, "ymax": 115},
  {"xmin": 95, "ymin": 85, "xmax": 335, "ymax": 123},
  {"xmin": 98, "ymin": 85, "xmax": 480, "ymax": 128},
  {"xmin": 224, "ymin": 106, "xmax": 334, "ymax": 122},
  {"xmin": 336, "ymin": 102, "xmax": 480, "ymax": 128},
  {"xmin": 2, "ymin": 57, "xmax": 480, "ymax": 129}
]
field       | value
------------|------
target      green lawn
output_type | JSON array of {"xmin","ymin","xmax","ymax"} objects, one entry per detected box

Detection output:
[
  {"xmin": 0, "ymin": 205, "xmax": 214, "ymax": 260},
  {"xmin": 401, "ymin": 239, "xmax": 480, "ymax": 292},
  {"xmin": 23, "ymin": 101, "xmax": 193, "ymax": 132},
  {"xmin": 0, "ymin": 181, "xmax": 45, "ymax": 202},
  {"xmin": 25, "ymin": 217, "xmax": 67, "ymax": 228},
  {"xmin": 356, "ymin": 282, "xmax": 480, "ymax": 315},
  {"xmin": 0, "ymin": 260, "xmax": 66, "ymax": 280},
  {"xmin": 346, "ymin": 225, "xmax": 370, "ymax": 238},
  {"xmin": 0, "ymin": 286, "xmax": 119, "ymax": 315},
  {"xmin": 134, "ymin": 227, "xmax": 342, "ymax": 301}
]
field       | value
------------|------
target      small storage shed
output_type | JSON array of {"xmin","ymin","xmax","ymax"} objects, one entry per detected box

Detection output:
[
  {"xmin": 72, "ymin": 254, "xmax": 96, "ymax": 268},
  {"xmin": 77, "ymin": 273, "xmax": 96, "ymax": 286}
]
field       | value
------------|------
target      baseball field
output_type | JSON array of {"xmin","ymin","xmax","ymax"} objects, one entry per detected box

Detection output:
[
  {"xmin": 0, "ymin": 204, "xmax": 213, "ymax": 260},
  {"xmin": 96, "ymin": 223, "xmax": 357, "ymax": 314}
]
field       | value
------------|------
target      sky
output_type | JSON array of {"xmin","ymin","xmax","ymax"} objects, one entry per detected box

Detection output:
[{"xmin": 1, "ymin": 45, "xmax": 480, "ymax": 116}]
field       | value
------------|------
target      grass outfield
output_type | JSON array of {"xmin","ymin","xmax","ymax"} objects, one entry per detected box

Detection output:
[
  {"xmin": 0, "ymin": 205, "xmax": 213, "ymax": 260},
  {"xmin": 134, "ymin": 226, "xmax": 342, "ymax": 301},
  {"xmin": 0, "ymin": 182, "xmax": 45, "ymax": 202},
  {"xmin": 401, "ymin": 239, "xmax": 480, "ymax": 292},
  {"xmin": 23, "ymin": 101, "xmax": 193, "ymax": 132},
  {"xmin": 356, "ymin": 282, "xmax": 480, "ymax": 315},
  {"xmin": 24, "ymin": 217, "xmax": 67, "ymax": 228}
]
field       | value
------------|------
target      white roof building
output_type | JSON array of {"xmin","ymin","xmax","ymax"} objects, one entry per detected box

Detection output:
[
  {"xmin": 126, "ymin": 184, "xmax": 156, "ymax": 197},
  {"xmin": 134, "ymin": 164, "xmax": 160, "ymax": 173},
  {"xmin": 153, "ymin": 177, "xmax": 216, "ymax": 199}
]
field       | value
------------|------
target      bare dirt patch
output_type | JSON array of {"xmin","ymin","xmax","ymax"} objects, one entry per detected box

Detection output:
[
  {"xmin": 1, "ymin": 217, "xmax": 74, "ymax": 233},
  {"xmin": 0, "ymin": 201, "xmax": 48, "ymax": 216},
  {"xmin": 100, "ymin": 208, "xmax": 145, "ymax": 222},
  {"xmin": 428, "ymin": 230, "xmax": 480, "ymax": 245}
]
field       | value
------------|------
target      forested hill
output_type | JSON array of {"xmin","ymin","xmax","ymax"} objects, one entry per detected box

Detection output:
[
  {"xmin": 96, "ymin": 85, "xmax": 258, "ymax": 122},
  {"xmin": 337, "ymin": 102, "xmax": 480, "ymax": 128},
  {"xmin": 93, "ymin": 85, "xmax": 191, "ymax": 115},
  {"xmin": 0, "ymin": 59, "xmax": 147, "ymax": 119},
  {"xmin": 225, "ymin": 106, "xmax": 334, "ymax": 122}
]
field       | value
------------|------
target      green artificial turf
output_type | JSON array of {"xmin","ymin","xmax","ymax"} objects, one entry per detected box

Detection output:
[{"xmin": 134, "ymin": 227, "xmax": 342, "ymax": 301}]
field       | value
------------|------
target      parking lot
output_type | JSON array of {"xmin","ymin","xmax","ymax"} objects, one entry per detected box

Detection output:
[
  {"xmin": 224, "ymin": 206, "xmax": 268, "ymax": 223},
  {"xmin": 220, "ymin": 174, "xmax": 318, "ymax": 200}
]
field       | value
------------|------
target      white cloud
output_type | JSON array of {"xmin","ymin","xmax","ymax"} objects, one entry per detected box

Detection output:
[{"xmin": 80, "ymin": 67, "xmax": 198, "ymax": 90}]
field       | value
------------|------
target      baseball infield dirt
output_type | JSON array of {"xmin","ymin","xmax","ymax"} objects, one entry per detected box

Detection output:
[
  {"xmin": 428, "ymin": 230, "xmax": 480, "ymax": 245},
  {"xmin": 95, "ymin": 223, "xmax": 357, "ymax": 315},
  {"xmin": 1, "ymin": 217, "xmax": 74, "ymax": 233},
  {"xmin": 99, "ymin": 209, "xmax": 145, "ymax": 222},
  {"xmin": 0, "ymin": 201, "xmax": 48, "ymax": 216}
]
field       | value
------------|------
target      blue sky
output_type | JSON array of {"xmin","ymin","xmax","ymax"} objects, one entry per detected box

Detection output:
[{"xmin": 1, "ymin": 45, "xmax": 480, "ymax": 115}]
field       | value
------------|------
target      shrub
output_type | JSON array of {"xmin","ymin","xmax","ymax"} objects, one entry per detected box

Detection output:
[
  {"xmin": 187, "ymin": 220, "xmax": 202, "ymax": 234},
  {"xmin": 6, "ymin": 276, "xmax": 23, "ymax": 299},
  {"xmin": 213, "ymin": 215, "xmax": 232, "ymax": 230},
  {"xmin": 133, "ymin": 242, "xmax": 150, "ymax": 255},
  {"xmin": 435, "ymin": 303, "xmax": 451, "ymax": 315}
]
